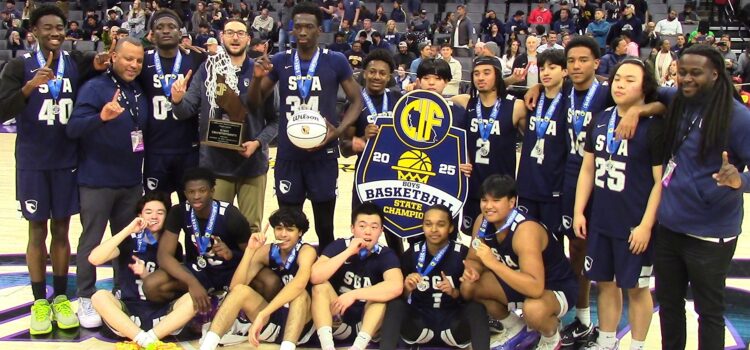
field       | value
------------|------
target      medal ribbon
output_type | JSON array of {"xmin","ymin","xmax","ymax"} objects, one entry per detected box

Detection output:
[
  {"xmin": 293, "ymin": 48, "xmax": 321, "ymax": 103},
  {"xmin": 477, "ymin": 209, "xmax": 519, "ymax": 239},
  {"xmin": 416, "ymin": 241, "xmax": 450, "ymax": 276},
  {"xmin": 135, "ymin": 228, "xmax": 157, "ymax": 253},
  {"xmin": 35, "ymin": 50, "xmax": 65, "ymax": 101},
  {"xmin": 476, "ymin": 98, "xmax": 501, "ymax": 141},
  {"xmin": 534, "ymin": 92, "xmax": 563, "ymax": 140},
  {"xmin": 362, "ymin": 89, "xmax": 388, "ymax": 117},
  {"xmin": 606, "ymin": 108, "xmax": 622, "ymax": 157},
  {"xmin": 569, "ymin": 82, "xmax": 599, "ymax": 137},
  {"xmin": 154, "ymin": 50, "xmax": 182, "ymax": 98},
  {"xmin": 108, "ymin": 70, "xmax": 141, "ymax": 130},
  {"xmin": 189, "ymin": 201, "xmax": 218, "ymax": 256},
  {"xmin": 271, "ymin": 241, "xmax": 303, "ymax": 270},
  {"xmin": 358, "ymin": 242, "xmax": 382, "ymax": 260}
]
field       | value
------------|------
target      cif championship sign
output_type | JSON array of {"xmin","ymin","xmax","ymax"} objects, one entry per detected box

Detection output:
[{"xmin": 356, "ymin": 90, "xmax": 468, "ymax": 238}]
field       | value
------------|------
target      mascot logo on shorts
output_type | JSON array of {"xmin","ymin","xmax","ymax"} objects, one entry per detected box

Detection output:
[{"xmin": 356, "ymin": 90, "xmax": 468, "ymax": 238}]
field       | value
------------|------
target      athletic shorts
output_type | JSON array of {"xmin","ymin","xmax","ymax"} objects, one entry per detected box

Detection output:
[
  {"xmin": 103, "ymin": 299, "xmax": 177, "ymax": 338},
  {"xmin": 331, "ymin": 301, "xmax": 365, "ymax": 342},
  {"xmin": 274, "ymin": 158, "xmax": 338, "ymax": 204},
  {"xmin": 403, "ymin": 307, "xmax": 470, "ymax": 348},
  {"xmin": 188, "ymin": 264, "xmax": 234, "ymax": 292},
  {"xmin": 496, "ymin": 273, "xmax": 578, "ymax": 318},
  {"xmin": 584, "ymin": 231, "xmax": 654, "ymax": 289},
  {"xmin": 257, "ymin": 306, "xmax": 315, "ymax": 345},
  {"xmin": 144, "ymin": 150, "xmax": 199, "ymax": 194},
  {"xmin": 461, "ymin": 198, "xmax": 480, "ymax": 235},
  {"xmin": 16, "ymin": 168, "xmax": 79, "ymax": 221},
  {"xmin": 517, "ymin": 197, "xmax": 563, "ymax": 240},
  {"xmin": 560, "ymin": 186, "xmax": 590, "ymax": 240}
]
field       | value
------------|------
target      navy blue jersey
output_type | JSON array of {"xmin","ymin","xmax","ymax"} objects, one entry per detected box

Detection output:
[
  {"xmin": 321, "ymin": 238, "xmax": 400, "ymax": 294},
  {"xmin": 465, "ymin": 95, "xmax": 519, "ymax": 199},
  {"xmin": 563, "ymin": 84, "xmax": 611, "ymax": 190},
  {"xmin": 449, "ymin": 101, "xmax": 467, "ymax": 132},
  {"xmin": 268, "ymin": 241, "xmax": 310, "ymax": 286},
  {"xmin": 517, "ymin": 92, "xmax": 568, "ymax": 201},
  {"xmin": 269, "ymin": 49, "xmax": 353, "ymax": 161},
  {"xmin": 584, "ymin": 107, "xmax": 664, "ymax": 239},
  {"xmin": 17, "ymin": 51, "xmax": 79, "ymax": 170},
  {"xmin": 401, "ymin": 241, "xmax": 467, "ymax": 312},
  {"xmin": 116, "ymin": 234, "xmax": 183, "ymax": 303},
  {"xmin": 139, "ymin": 50, "xmax": 201, "ymax": 154},
  {"xmin": 481, "ymin": 211, "xmax": 576, "ymax": 298},
  {"xmin": 353, "ymin": 89, "xmax": 400, "ymax": 167}
]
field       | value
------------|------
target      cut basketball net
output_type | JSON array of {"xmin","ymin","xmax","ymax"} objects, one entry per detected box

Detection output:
[{"xmin": 204, "ymin": 46, "xmax": 239, "ymax": 120}]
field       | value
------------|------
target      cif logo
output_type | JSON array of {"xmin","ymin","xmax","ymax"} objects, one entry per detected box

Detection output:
[{"xmin": 393, "ymin": 90, "xmax": 453, "ymax": 149}]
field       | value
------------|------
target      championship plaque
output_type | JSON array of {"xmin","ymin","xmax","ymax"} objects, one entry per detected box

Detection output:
[{"xmin": 202, "ymin": 73, "xmax": 248, "ymax": 151}]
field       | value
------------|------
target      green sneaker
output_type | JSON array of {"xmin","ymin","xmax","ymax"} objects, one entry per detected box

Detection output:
[
  {"xmin": 51, "ymin": 295, "xmax": 80, "ymax": 330},
  {"xmin": 144, "ymin": 341, "xmax": 181, "ymax": 350},
  {"xmin": 29, "ymin": 299, "xmax": 52, "ymax": 335}
]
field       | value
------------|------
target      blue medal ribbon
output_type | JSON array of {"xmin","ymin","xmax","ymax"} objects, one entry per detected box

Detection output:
[
  {"xmin": 153, "ymin": 50, "xmax": 182, "ymax": 98},
  {"xmin": 271, "ymin": 241, "xmax": 303, "ymax": 270},
  {"xmin": 533, "ymin": 92, "xmax": 563, "ymax": 140},
  {"xmin": 606, "ymin": 108, "xmax": 622, "ymax": 157},
  {"xmin": 293, "ymin": 48, "xmax": 321, "ymax": 103},
  {"xmin": 189, "ymin": 201, "xmax": 219, "ymax": 257},
  {"xmin": 362, "ymin": 89, "xmax": 388, "ymax": 117},
  {"xmin": 477, "ymin": 209, "xmax": 520, "ymax": 240},
  {"xmin": 569, "ymin": 82, "xmax": 599, "ymax": 137},
  {"xmin": 135, "ymin": 228, "xmax": 157, "ymax": 253},
  {"xmin": 416, "ymin": 241, "xmax": 450, "ymax": 276},
  {"xmin": 476, "ymin": 98, "xmax": 501, "ymax": 141},
  {"xmin": 359, "ymin": 243, "xmax": 382, "ymax": 260},
  {"xmin": 35, "ymin": 50, "xmax": 65, "ymax": 102}
]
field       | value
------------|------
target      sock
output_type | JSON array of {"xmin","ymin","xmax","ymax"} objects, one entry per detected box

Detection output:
[
  {"xmin": 134, "ymin": 330, "xmax": 155, "ymax": 348},
  {"xmin": 630, "ymin": 340, "xmax": 645, "ymax": 350},
  {"xmin": 199, "ymin": 331, "xmax": 221, "ymax": 350},
  {"xmin": 499, "ymin": 313, "xmax": 524, "ymax": 331},
  {"xmin": 597, "ymin": 331, "xmax": 617, "ymax": 348},
  {"xmin": 53, "ymin": 275, "xmax": 67, "ymax": 297},
  {"xmin": 576, "ymin": 307, "xmax": 591, "ymax": 327},
  {"xmin": 351, "ymin": 331, "xmax": 372, "ymax": 350},
  {"xmin": 539, "ymin": 332, "xmax": 560, "ymax": 345},
  {"xmin": 31, "ymin": 281, "xmax": 46, "ymax": 301},
  {"xmin": 146, "ymin": 329, "xmax": 158, "ymax": 344},
  {"xmin": 280, "ymin": 340, "xmax": 297, "ymax": 350},
  {"xmin": 317, "ymin": 326, "xmax": 335, "ymax": 350}
]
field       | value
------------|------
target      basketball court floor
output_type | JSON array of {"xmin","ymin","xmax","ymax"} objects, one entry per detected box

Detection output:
[{"xmin": 0, "ymin": 133, "xmax": 749, "ymax": 349}]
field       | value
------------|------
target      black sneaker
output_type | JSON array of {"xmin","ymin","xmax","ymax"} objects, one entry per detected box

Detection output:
[
  {"xmin": 488, "ymin": 317, "xmax": 504, "ymax": 335},
  {"xmin": 560, "ymin": 317, "xmax": 594, "ymax": 346}
]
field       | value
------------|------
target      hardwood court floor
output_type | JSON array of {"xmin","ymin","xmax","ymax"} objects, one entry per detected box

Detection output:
[{"xmin": 0, "ymin": 133, "xmax": 749, "ymax": 349}]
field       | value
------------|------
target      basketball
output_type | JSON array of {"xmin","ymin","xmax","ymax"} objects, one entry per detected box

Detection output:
[{"xmin": 286, "ymin": 109, "xmax": 328, "ymax": 149}]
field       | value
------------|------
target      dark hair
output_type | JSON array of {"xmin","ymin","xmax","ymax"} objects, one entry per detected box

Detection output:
[
  {"xmin": 663, "ymin": 45, "xmax": 738, "ymax": 162},
  {"xmin": 472, "ymin": 56, "xmax": 506, "ymax": 97},
  {"xmin": 334, "ymin": 31, "xmax": 345, "ymax": 38},
  {"xmin": 607, "ymin": 58, "xmax": 659, "ymax": 104},
  {"xmin": 363, "ymin": 48, "xmax": 396, "ymax": 72},
  {"xmin": 115, "ymin": 36, "xmax": 144, "ymax": 50},
  {"xmin": 441, "ymin": 42, "xmax": 452, "ymax": 49},
  {"xmin": 537, "ymin": 48, "xmax": 566, "ymax": 68},
  {"xmin": 269, "ymin": 208, "xmax": 310, "ymax": 233},
  {"xmin": 292, "ymin": 1, "xmax": 323, "ymax": 26},
  {"xmin": 224, "ymin": 18, "xmax": 248, "ymax": 30},
  {"xmin": 135, "ymin": 192, "xmax": 172, "ymax": 215},
  {"xmin": 182, "ymin": 167, "xmax": 216, "ymax": 189},
  {"xmin": 69, "ymin": 20, "xmax": 79, "ymax": 26},
  {"xmin": 565, "ymin": 35, "xmax": 601, "ymax": 59},
  {"xmin": 199, "ymin": 21, "xmax": 210, "ymax": 28},
  {"xmin": 610, "ymin": 36, "xmax": 626, "ymax": 50},
  {"xmin": 417, "ymin": 58, "xmax": 452, "ymax": 81},
  {"xmin": 351, "ymin": 202, "xmax": 384, "ymax": 225},
  {"xmin": 149, "ymin": 8, "xmax": 183, "ymax": 29},
  {"xmin": 424, "ymin": 204, "xmax": 452, "ymax": 222},
  {"xmin": 480, "ymin": 174, "xmax": 517, "ymax": 199}
]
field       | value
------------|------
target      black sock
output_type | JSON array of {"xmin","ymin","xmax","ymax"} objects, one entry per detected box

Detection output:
[
  {"xmin": 312, "ymin": 200, "xmax": 336, "ymax": 251},
  {"xmin": 53, "ymin": 275, "xmax": 67, "ymax": 297},
  {"xmin": 31, "ymin": 281, "xmax": 47, "ymax": 301}
]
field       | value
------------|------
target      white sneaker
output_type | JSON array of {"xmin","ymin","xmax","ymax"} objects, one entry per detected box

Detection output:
[
  {"xmin": 77, "ymin": 297, "xmax": 102, "ymax": 328},
  {"xmin": 200, "ymin": 318, "xmax": 251, "ymax": 346}
]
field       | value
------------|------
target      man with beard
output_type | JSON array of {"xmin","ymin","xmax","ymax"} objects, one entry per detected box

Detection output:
[{"xmin": 655, "ymin": 10, "xmax": 683, "ymax": 36}]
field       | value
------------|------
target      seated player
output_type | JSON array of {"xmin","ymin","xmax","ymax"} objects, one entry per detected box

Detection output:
[
  {"xmin": 200, "ymin": 208, "xmax": 318, "ymax": 350},
  {"xmin": 89, "ymin": 192, "xmax": 192, "ymax": 350},
  {"xmin": 310, "ymin": 202, "xmax": 404, "ymax": 350},
  {"xmin": 142, "ymin": 167, "xmax": 251, "ymax": 316},
  {"xmin": 461, "ymin": 175, "xmax": 578, "ymax": 350},
  {"xmin": 380, "ymin": 204, "xmax": 491, "ymax": 350},
  {"xmin": 573, "ymin": 59, "xmax": 663, "ymax": 350}
]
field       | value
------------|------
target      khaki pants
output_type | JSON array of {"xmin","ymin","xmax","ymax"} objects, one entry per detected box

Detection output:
[{"xmin": 214, "ymin": 174, "xmax": 266, "ymax": 233}]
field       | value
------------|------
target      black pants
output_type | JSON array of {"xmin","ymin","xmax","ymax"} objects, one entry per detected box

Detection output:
[{"xmin": 654, "ymin": 225, "xmax": 737, "ymax": 350}]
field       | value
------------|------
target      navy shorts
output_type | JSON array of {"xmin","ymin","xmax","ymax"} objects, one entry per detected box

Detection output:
[
  {"xmin": 584, "ymin": 231, "xmax": 654, "ymax": 289},
  {"xmin": 103, "ymin": 299, "xmax": 175, "ymax": 337},
  {"xmin": 496, "ymin": 273, "xmax": 578, "ymax": 317},
  {"xmin": 560, "ymin": 187, "xmax": 591, "ymax": 240},
  {"xmin": 16, "ymin": 168, "xmax": 79, "ymax": 221},
  {"xmin": 403, "ymin": 307, "xmax": 469, "ymax": 347},
  {"xmin": 188, "ymin": 264, "xmax": 234, "ymax": 292},
  {"xmin": 275, "ymin": 158, "xmax": 338, "ymax": 204},
  {"xmin": 461, "ymin": 198, "xmax": 480, "ymax": 235},
  {"xmin": 517, "ymin": 197, "xmax": 563, "ymax": 239},
  {"xmin": 259, "ymin": 306, "xmax": 315, "ymax": 344},
  {"xmin": 331, "ymin": 301, "xmax": 365, "ymax": 341},
  {"xmin": 144, "ymin": 150, "xmax": 199, "ymax": 194}
]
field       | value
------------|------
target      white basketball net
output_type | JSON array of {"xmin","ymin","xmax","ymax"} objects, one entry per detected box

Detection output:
[{"xmin": 204, "ymin": 46, "xmax": 240, "ymax": 120}]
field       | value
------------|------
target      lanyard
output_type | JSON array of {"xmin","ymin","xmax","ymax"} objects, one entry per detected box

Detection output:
[
  {"xmin": 416, "ymin": 241, "xmax": 450, "ymax": 276},
  {"xmin": 476, "ymin": 97, "xmax": 501, "ymax": 141},
  {"xmin": 271, "ymin": 241, "xmax": 302, "ymax": 270},
  {"xmin": 606, "ymin": 108, "xmax": 622, "ymax": 157},
  {"xmin": 477, "ymin": 209, "xmax": 519, "ymax": 239},
  {"xmin": 362, "ymin": 89, "xmax": 388, "ymax": 116},
  {"xmin": 359, "ymin": 243, "xmax": 382, "ymax": 260},
  {"xmin": 35, "ymin": 50, "xmax": 65, "ymax": 101},
  {"xmin": 293, "ymin": 48, "xmax": 321, "ymax": 102},
  {"xmin": 108, "ymin": 71, "xmax": 141, "ymax": 130},
  {"xmin": 534, "ymin": 92, "xmax": 563, "ymax": 140},
  {"xmin": 671, "ymin": 110, "xmax": 703, "ymax": 159},
  {"xmin": 134, "ymin": 228, "xmax": 157, "ymax": 253},
  {"xmin": 188, "ymin": 201, "xmax": 218, "ymax": 256},
  {"xmin": 569, "ymin": 82, "xmax": 599, "ymax": 137},
  {"xmin": 153, "ymin": 50, "xmax": 182, "ymax": 98}
]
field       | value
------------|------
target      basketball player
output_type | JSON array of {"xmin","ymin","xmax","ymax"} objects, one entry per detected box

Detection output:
[
  {"xmin": 310, "ymin": 202, "xmax": 403, "ymax": 350},
  {"xmin": 248, "ymin": 2, "xmax": 364, "ymax": 250},
  {"xmin": 200, "ymin": 208, "xmax": 317, "ymax": 350},
  {"xmin": 573, "ymin": 59, "xmax": 663, "ymax": 350},
  {"xmin": 380, "ymin": 205, "xmax": 490, "ymax": 350},
  {"xmin": 0, "ymin": 4, "xmax": 109, "ymax": 334},
  {"xmin": 89, "ymin": 192, "xmax": 192, "ymax": 350},
  {"xmin": 140, "ymin": 9, "xmax": 204, "ymax": 201},
  {"xmin": 451, "ymin": 56, "xmax": 528, "ymax": 235},
  {"xmin": 461, "ymin": 175, "xmax": 578, "ymax": 350}
]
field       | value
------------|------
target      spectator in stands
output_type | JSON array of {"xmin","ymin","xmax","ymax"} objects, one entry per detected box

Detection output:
[
  {"xmin": 394, "ymin": 40, "xmax": 416, "ymax": 67},
  {"xmin": 484, "ymin": 23, "xmax": 505, "ymax": 55},
  {"xmin": 505, "ymin": 10, "xmax": 528, "ymax": 35},
  {"xmin": 7, "ymin": 29, "xmax": 22, "ymax": 55},
  {"xmin": 534, "ymin": 24, "xmax": 547, "ymax": 38},
  {"xmin": 101, "ymin": 25, "xmax": 118, "ymax": 50},
  {"xmin": 640, "ymin": 21, "xmax": 660, "ymax": 49},
  {"xmin": 710, "ymin": 0, "xmax": 729, "ymax": 27},
  {"xmin": 672, "ymin": 34, "xmax": 686, "ymax": 55},
  {"xmin": 126, "ymin": 0, "xmax": 147, "ymax": 39},
  {"xmin": 65, "ymin": 20, "xmax": 84, "ymax": 41},
  {"xmin": 662, "ymin": 60, "xmax": 678, "ymax": 87},
  {"xmin": 553, "ymin": 8, "xmax": 576, "ymax": 34},
  {"xmin": 480, "ymin": 10, "xmax": 503, "ymax": 38},
  {"xmin": 23, "ymin": 31, "xmax": 35, "ymax": 50},
  {"xmin": 371, "ymin": 31, "xmax": 390, "ymax": 51},
  {"xmin": 343, "ymin": 0, "xmax": 360, "ymax": 27},
  {"xmin": 410, "ymin": 9, "xmax": 430, "ymax": 33},
  {"xmin": 561, "ymin": 31, "xmax": 572, "ymax": 46},
  {"xmin": 247, "ymin": 38, "xmax": 267, "ymax": 58},
  {"xmin": 256, "ymin": 0, "xmax": 274, "ymax": 11},
  {"xmin": 538, "ymin": 30, "xmax": 564, "ymax": 52},
  {"xmin": 552, "ymin": 0, "xmax": 571, "ymax": 22},
  {"xmin": 436, "ymin": 12, "xmax": 455, "ymax": 35},
  {"xmin": 356, "ymin": 18, "xmax": 375, "ymax": 42},
  {"xmin": 718, "ymin": 34, "xmax": 739, "ymax": 75},
  {"xmin": 193, "ymin": 21, "xmax": 215, "ymax": 48},
  {"xmin": 318, "ymin": 0, "xmax": 336, "ymax": 33},
  {"xmin": 395, "ymin": 63, "xmax": 410, "ymax": 91},
  {"xmin": 575, "ymin": 0, "xmax": 597, "ymax": 33},
  {"xmin": 2, "ymin": 0, "xmax": 20, "ymax": 24},
  {"xmin": 623, "ymin": 30, "xmax": 639, "ymax": 56},
  {"xmin": 603, "ymin": 0, "xmax": 624, "ymax": 22},
  {"xmin": 597, "ymin": 36, "xmax": 628, "ymax": 75},
  {"xmin": 208, "ymin": 2, "xmax": 225, "ymax": 31},
  {"xmin": 374, "ymin": 4, "xmax": 387, "ymax": 23},
  {"xmin": 116, "ymin": 27, "xmax": 129, "ymax": 40},
  {"xmin": 451, "ymin": 4, "xmax": 473, "ymax": 57},
  {"xmin": 180, "ymin": 33, "xmax": 191, "ymax": 46},
  {"xmin": 250, "ymin": 7, "xmax": 273, "ymax": 39},
  {"xmin": 655, "ymin": 10, "xmax": 683, "ymax": 36},
  {"xmin": 83, "ymin": 15, "xmax": 102, "ymax": 41},
  {"xmin": 346, "ymin": 40, "xmax": 365, "ymax": 69},
  {"xmin": 20, "ymin": 0, "xmax": 34, "ymax": 21},
  {"xmin": 688, "ymin": 20, "xmax": 713, "ymax": 44},
  {"xmin": 501, "ymin": 39, "xmax": 521, "ymax": 77},
  {"xmin": 678, "ymin": 3, "xmax": 699, "ymax": 24},
  {"xmin": 339, "ymin": 18, "xmax": 357, "ymax": 44},
  {"xmin": 510, "ymin": 35, "xmax": 541, "ymax": 87},
  {"xmin": 607, "ymin": 4, "xmax": 642, "ymax": 46},
  {"xmin": 238, "ymin": 2, "xmax": 252, "ymax": 21},
  {"xmin": 359, "ymin": 3, "xmax": 374, "ymax": 22},
  {"xmin": 390, "ymin": 0, "xmax": 406, "ymax": 23},
  {"xmin": 410, "ymin": 41, "xmax": 433, "ymax": 79},
  {"xmin": 628, "ymin": 0, "xmax": 648, "ymax": 22},
  {"xmin": 383, "ymin": 20, "xmax": 400, "ymax": 45},
  {"xmin": 529, "ymin": 1, "xmax": 552, "ymax": 25},
  {"xmin": 357, "ymin": 31, "xmax": 371, "ymax": 53},
  {"xmin": 329, "ymin": 31, "xmax": 352, "ymax": 53},
  {"xmin": 648, "ymin": 39, "xmax": 678, "ymax": 84},
  {"xmin": 105, "ymin": 9, "xmax": 123, "ymax": 29},
  {"xmin": 483, "ymin": 41, "xmax": 500, "ymax": 58},
  {"xmin": 439, "ymin": 44, "xmax": 462, "ymax": 96},
  {"xmin": 739, "ymin": 45, "xmax": 750, "ymax": 92}
]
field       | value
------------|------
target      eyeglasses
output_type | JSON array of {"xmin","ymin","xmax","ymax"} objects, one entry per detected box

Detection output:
[{"xmin": 223, "ymin": 30, "xmax": 248, "ymax": 38}]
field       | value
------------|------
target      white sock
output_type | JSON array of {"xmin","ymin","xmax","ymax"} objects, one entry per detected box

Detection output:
[
  {"xmin": 351, "ymin": 331, "xmax": 372, "ymax": 350},
  {"xmin": 576, "ymin": 307, "xmax": 591, "ymax": 326},
  {"xmin": 317, "ymin": 326, "xmax": 335, "ymax": 350},
  {"xmin": 146, "ymin": 329, "xmax": 158, "ymax": 343},
  {"xmin": 133, "ymin": 330, "xmax": 151, "ymax": 348},
  {"xmin": 630, "ymin": 340, "xmax": 645, "ymax": 350},
  {"xmin": 199, "ymin": 331, "xmax": 221, "ymax": 350},
  {"xmin": 539, "ymin": 332, "xmax": 560, "ymax": 345},
  {"xmin": 499, "ymin": 313, "xmax": 524, "ymax": 331},
  {"xmin": 597, "ymin": 331, "xmax": 617, "ymax": 348},
  {"xmin": 280, "ymin": 340, "xmax": 297, "ymax": 350}
]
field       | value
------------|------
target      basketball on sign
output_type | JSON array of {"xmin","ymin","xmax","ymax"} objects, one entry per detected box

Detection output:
[{"xmin": 287, "ymin": 109, "xmax": 328, "ymax": 149}]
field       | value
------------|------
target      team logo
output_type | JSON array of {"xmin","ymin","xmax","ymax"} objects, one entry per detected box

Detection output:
[
  {"xmin": 584, "ymin": 256, "xmax": 593, "ymax": 272},
  {"xmin": 244, "ymin": 78, "xmax": 250, "ymax": 87},
  {"xmin": 517, "ymin": 205, "xmax": 529, "ymax": 213},
  {"xmin": 301, "ymin": 126, "xmax": 310, "ymax": 135},
  {"xmin": 146, "ymin": 177, "xmax": 159, "ymax": 190},
  {"xmin": 355, "ymin": 90, "xmax": 468, "ymax": 238},
  {"xmin": 24, "ymin": 200, "xmax": 38, "ymax": 214},
  {"xmin": 279, "ymin": 180, "xmax": 292, "ymax": 194},
  {"xmin": 463, "ymin": 216, "xmax": 474, "ymax": 230},
  {"xmin": 562, "ymin": 215, "xmax": 572, "ymax": 229}
]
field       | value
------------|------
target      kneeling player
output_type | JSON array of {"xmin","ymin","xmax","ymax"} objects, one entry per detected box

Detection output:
[
  {"xmin": 89, "ymin": 192, "xmax": 193, "ymax": 349},
  {"xmin": 311, "ymin": 202, "xmax": 403, "ymax": 350},
  {"xmin": 573, "ymin": 59, "xmax": 663, "ymax": 350},
  {"xmin": 200, "ymin": 208, "xmax": 317, "ymax": 350},
  {"xmin": 461, "ymin": 175, "xmax": 578, "ymax": 350},
  {"xmin": 380, "ymin": 205, "xmax": 490, "ymax": 350}
]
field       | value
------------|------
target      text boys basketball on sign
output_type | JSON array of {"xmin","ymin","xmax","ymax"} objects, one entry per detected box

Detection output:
[{"xmin": 356, "ymin": 90, "xmax": 468, "ymax": 238}]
